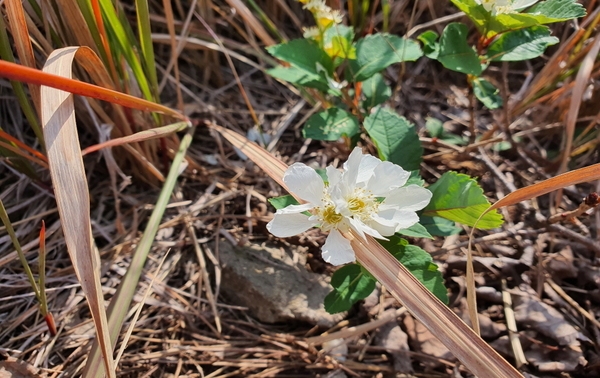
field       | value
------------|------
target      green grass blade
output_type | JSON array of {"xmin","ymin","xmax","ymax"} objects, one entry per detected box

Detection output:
[
  {"xmin": 135, "ymin": 0, "xmax": 159, "ymax": 98},
  {"xmin": 82, "ymin": 125, "xmax": 195, "ymax": 378},
  {"xmin": 245, "ymin": 0, "xmax": 285, "ymax": 42},
  {"xmin": 99, "ymin": 0, "xmax": 154, "ymax": 102},
  {"xmin": 73, "ymin": 0, "xmax": 110, "ymax": 65},
  {"xmin": 0, "ymin": 199, "xmax": 41, "ymax": 301}
]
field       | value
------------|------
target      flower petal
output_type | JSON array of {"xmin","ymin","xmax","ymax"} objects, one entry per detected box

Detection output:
[
  {"xmin": 341, "ymin": 147, "xmax": 363, "ymax": 188},
  {"xmin": 276, "ymin": 203, "xmax": 314, "ymax": 214},
  {"xmin": 368, "ymin": 209, "xmax": 400, "ymax": 236},
  {"xmin": 283, "ymin": 163, "xmax": 325, "ymax": 204},
  {"xmin": 267, "ymin": 212, "xmax": 317, "ymax": 237},
  {"xmin": 356, "ymin": 154, "xmax": 380, "ymax": 185},
  {"xmin": 390, "ymin": 210, "xmax": 420, "ymax": 231},
  {"xmin": 321, "ymin": 230, "xmax": 355, "ymax": 265},
  {"xmin": 326, "ymin": 165, "xmax": 342, "ymax": 187},
  {"xmin": 348, "ymin": 217, "xmax": 386, "ymax": 240},
  {"xmin": 381, "ymin": 185, "xmax": 432, "ymax": 211},
  {"xmin": 367, "ymin": 161, "xmax": 410, "ymax": 196}
]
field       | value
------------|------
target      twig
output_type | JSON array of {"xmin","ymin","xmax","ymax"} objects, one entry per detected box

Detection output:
[
  {"xmin": 546, "ymin": 224, "xmax": 600, "ymax": 255},
  {"xmin": 501, "ymin": 279, "xmax": 527, "ymax": 368},
  {"xmin": 548, "ymin": 192, "xmax": 599, "ymax": 224}
]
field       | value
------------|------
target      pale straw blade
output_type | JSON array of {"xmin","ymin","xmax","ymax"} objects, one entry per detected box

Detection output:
[{"xmin": 41, "ymin": 46, "xmax": 115, "ymax": 378}]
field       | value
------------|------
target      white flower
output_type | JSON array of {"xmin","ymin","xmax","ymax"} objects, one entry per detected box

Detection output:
[{"xmin": 267, "ymin": 148, "xmax": 432, "ymax": 266}]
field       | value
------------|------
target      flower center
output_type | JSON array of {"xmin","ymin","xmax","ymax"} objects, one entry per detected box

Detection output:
[
  {"xmin": 314, "ymin": 190, "xmax": 344, "ymax": 231},
  {"xmin": 346, "ymin": 187, "xmax": 378, "ymax": 222},
  {"xmin": 321, "ymin": 204, "xmax": 343, "ymax": 225}
]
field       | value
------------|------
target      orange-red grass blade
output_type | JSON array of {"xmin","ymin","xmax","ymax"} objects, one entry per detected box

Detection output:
[
  {"xmin": 0, "ymin": 129, "xmax": 48, "ymax": 164},
  {"xmin": 488, "ymin": 163, "xmax": 600, "ymax": 213},
  {"xmin": 0, "ymin": 60, "xmax": 185, "ymax": 120}
]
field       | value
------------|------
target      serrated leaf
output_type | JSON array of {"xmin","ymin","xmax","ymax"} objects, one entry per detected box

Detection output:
[
  {"xmin": 397, "ymin": 222, "xmax": 433, "ymax": 239},
  {"xmin": 379, "ymin": 236, "xmax": 448, "ymax": 304},
  {"xmin": 487, "ymin": 26, "xmax": 558, "ymax": 61},
  {"xmin": 438, "ymin": 23, "xmax": 483, "ymax": 75},
  {"xmin": 420, "ymin": 216, "xmax": 463, "ymax": 236},
  {"xmin": 268, "ymin": 195, "xmax": 300, "ymax": 210},
  {"xmin": 267, "ymin": 66, "xmax": 330, "ymax": 92},
  {"xmin": 363, "ymin": 107, "xmax": 422, "ymax": 170},
  {"xmin": 488, "ymin": 0, "xmax": 586, "ymax": 37},
  {"xmin": 406, "ymin": 170, "xmax": 425, "ymax": 186},
  {"xmin": 266, "ymin": 39, "xmax": 334, "ymax": 91},
  {"xmin": 361, "ymin": 73, "xmax": 391, "ymax": 109},
  {"xmin": 347, "ymin": 33, "xmax": 423, "ymax": 82},
  {"xmin": 472, "ymin": 77, "xmax": 503, "ymax": 109},
  {"xmin": 303, "ymin": 108, "xmax": 360, "ymax": 141},
  {"xmin": 423, "ymin": 171, "xmax": 504, "ymax": 229},
  {"xmin": 452, "ymin": 0, "xmax": 584, "ymax": 38},
  {"xmin": 418, "ymin": 30, "xmax": 440, "ymax": 59},
  {"xmin": 527, "ymin": 0, "xmax": 586, "ymax": 20},
  {"xmin": 325, "ymin": 264, "xmax": 376, "ymax": 313},
  {"xmin": 267, "ymin": 39, "xmax": 334, "ymax": 75}
]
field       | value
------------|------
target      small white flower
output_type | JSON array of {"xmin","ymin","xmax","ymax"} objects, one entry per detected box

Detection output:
[{"xmin": 267, "ymin": 148, "xmax": 432, "ymax": 266}]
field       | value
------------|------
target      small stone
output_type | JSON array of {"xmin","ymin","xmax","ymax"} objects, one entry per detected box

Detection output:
[{"xmin": 219, "ymin": 241, "xmax": 345, "ymax": 327}]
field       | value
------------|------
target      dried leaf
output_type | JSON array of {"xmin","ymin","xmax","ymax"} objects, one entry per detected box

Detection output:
[
  {"xmin": 41, "ymin": 46, "xmax": 115, "ymax": 378},
  {"xmin": 513, "ymin": 290, "xmax": 582, "ymax": 345}
]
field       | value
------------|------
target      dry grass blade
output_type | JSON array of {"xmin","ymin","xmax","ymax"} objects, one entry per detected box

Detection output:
[
  {"xmin": 81, "ymin": 121, "xmax": 188, "ymax": 155},
  {"xmin": 557, "ymin": 33, "xmax": 600, "ymax": 177},
  {"xmin": 4, "ymin": 0, "xmax": 40, "ymax": 114},
  {"xmin": 41, "ymin": 46, "xmax": 115, "ymax": 378},
  {"xmin": 349, "ymin": 234, "xmax": 522, "ymax": 378},
  {"xmin": 225, "ymin": 0, "xmax": 276, "ymax": 46},
  {"xmin": 211, "ymin": 124, "xmax": 523, "ymax": 378},
  {"xmin": 487, "ymin": 163, "xmax": 600, "ymax": 213}
]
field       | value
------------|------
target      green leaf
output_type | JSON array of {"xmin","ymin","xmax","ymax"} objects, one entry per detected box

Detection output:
[
  {"xmin": 379, "ymin": 237, "xmax": 448, "ymax": 304},
  {"xmin": 347, "ymin": 33, "xmax": 423, "ymax": 82},
  {"xmin": 488, "ymin": 0, "xmax": 586, "ymax": 38},
  {"xmin": 397, "ymin": 222, "xmax": 433, "ymax": 239},
  {"xmin": 361, "ymin": 73, "xmax": 391, "ymax": 109},
  {"xmin": 323, "ymin": 24, "xmax": 356, "ymax": 61},
  {"xmin": 472, "ymin": 77, "xmax": 503, "ymax": 109},
  {"xmin": 438, "ymin": 23, "xmax": 483, "ymax": 75},
  {"xmin": 303, "ymin": 108, "xmax": 360, "ymax": 141},
  {"xmin": 406, "ymin": 170, "xmax": 425, "ymax": 186},
  {"xmin": 452, "ymin": 0, "xmax": 585, "ymax": 38},
  {"xmin": 364, "ymin": 107, "xmax": 422, "ymax": 170},
  {"xmin": 268, "ymin": 195, "xmax": 300, "ymax": 210},
  {"xmin": 266, "ymin": 39, "xmax": 334, "ymax": 91},
  {"xmin": 423, "ymin": 171, "xmax": 504, "ymax": 229},
  {"xmin": 450, "ymin": 0, "xmax": 490, "ymax": 36},
  {"xmin": 267, "ymin": 39, "xmax": 334, "ymax": 75},
  {"xmin": 527, "ymin": 0, "xmax": 586, "ymax": 20},
  {"xmin": 418, "ymin": 30, "xmax": 440, "ymax": 59},
  {"xmin": 487, "ymin": 26, "xmax": 559, "ymax": 61},
  {"xmin": 425, "ymin": 117, "xmax": 467, "ymax": 145},
  {"xmin": 325, "ymin": 264, "xmax": 376, "ymax": 313},
  {"xmin": 267, "ymin": 66, "xmax": 330, "ymax": 92},
  {"xmin": 420, "ymin": 216, "xmax": 463, "ymax": 236}
]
